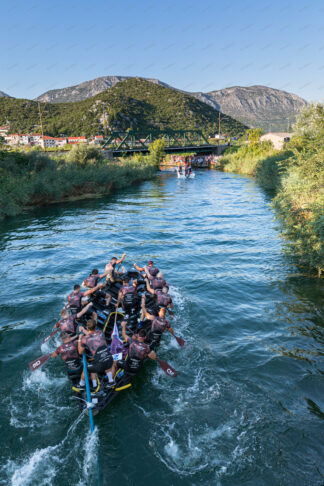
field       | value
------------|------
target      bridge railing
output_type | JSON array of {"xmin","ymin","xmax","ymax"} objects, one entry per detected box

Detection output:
[{"xmin": 102, "ymin": 130, "xmax": 210, "ymax": 151}]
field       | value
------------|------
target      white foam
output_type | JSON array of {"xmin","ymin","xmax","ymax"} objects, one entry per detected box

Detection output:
[{"xmin": 3, "ymin": 413, "xmax": 86, "ymax": 485}]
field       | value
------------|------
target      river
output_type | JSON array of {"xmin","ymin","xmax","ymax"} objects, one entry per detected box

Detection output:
[{"xmin": 0, "ymin": 170, "xmax": 323, "ymax": 486}]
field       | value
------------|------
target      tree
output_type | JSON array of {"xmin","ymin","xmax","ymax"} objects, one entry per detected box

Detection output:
[
  {"xmin": 148, "ymin": 138, "xmax": 166, "ymax": 165},
  {"xmin": 246, "ymin": 128, "xmax": 264, "ymax": 144},
  {"xmin": 66, "ymin": 144, "xmax": 103, "ymax": 167}
]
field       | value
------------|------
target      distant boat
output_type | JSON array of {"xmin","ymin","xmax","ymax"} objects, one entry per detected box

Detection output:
[{"xmin": 176, "ymin": 168, "xmax": 195, "ymax": 179}]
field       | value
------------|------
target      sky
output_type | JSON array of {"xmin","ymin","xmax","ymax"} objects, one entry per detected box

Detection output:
[{"xmin": 1, "ymin": 0, "xmax": 323, "ymax": 101}]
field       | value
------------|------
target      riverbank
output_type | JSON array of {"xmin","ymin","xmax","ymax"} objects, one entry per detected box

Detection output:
[
  {"xmin": 220, "ymin": 104, "xmax": 324, "ymax": 276},
  {"xmin": 0, "ymin": 145, "xmax": 159, "ymax": 219}
]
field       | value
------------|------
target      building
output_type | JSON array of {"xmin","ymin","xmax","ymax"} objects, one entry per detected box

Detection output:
[
  {"xmin": 260, "ymin": 132, "xmax": 291, "ymax": 150},
  {"xmin": 67, "ymin": 136, "xmax": 87, "ymax": 144},
  {"xmin": 54, "ymin": 137, "xmax": 67, "ymax": 147},
  {"xmin": 41, "ymin": 136, "xmax": 57, "ymax": 148},
  {"xmin": 4, "ymin": 133, "xmax": 19, "ymax": 145},
  {"xmin": 92, "ymin": 135, "xmax": 104, "ymax": 145},
  {"xmin": 19, "ymin": 134, "xmax": 30, "ymax": 145},
  {"xmin": 0, "ymin": 125, "xmax": 10, "ymax": 136},
  {"xmin": 29, "ymin": 133, "xmax": 42, "ymax": 145}
]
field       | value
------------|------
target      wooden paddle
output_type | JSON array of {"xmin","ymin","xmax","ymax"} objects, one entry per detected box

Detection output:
[
  {"xmin": 43, "ymin": 328, "xmax": 59, "ymax": 344},
  {"xmin": 157, "ymin": 358, "xmax": 178, "ymax": 377},
  {"xmin": 125, "ymin": 325, "xmax": 179, "ymax": 378},
  {"xmin": 29, "ymin": 354, "xmax": 51, "ymax": 372},
  {"xmin": 173, "ymin": 334, "xmax": 186, "ymax": 347}
]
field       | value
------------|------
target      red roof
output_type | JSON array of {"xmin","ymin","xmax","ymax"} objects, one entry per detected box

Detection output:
[{"xmin": 68, "ymin": 136, "xmax": 86, "ymax": 140}]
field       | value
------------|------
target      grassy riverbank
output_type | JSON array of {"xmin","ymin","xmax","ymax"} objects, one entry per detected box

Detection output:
[
  {"xmin": 220, "ymin": 104, "xmax": 324, "ymax": 276},
  {"xmin": 0, "ymin": 144, "xmax": 159, "ymax": 219}
]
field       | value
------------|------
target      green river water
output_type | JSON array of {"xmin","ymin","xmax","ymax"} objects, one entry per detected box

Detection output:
[{"xmin": 0, "ymin": 170, "xmax": 323, "ymax": 486}]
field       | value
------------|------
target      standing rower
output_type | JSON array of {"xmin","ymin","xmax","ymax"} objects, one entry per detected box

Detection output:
[{"xmin": 103, "ymin": 253, "xmax": 127, "ymax": 286}]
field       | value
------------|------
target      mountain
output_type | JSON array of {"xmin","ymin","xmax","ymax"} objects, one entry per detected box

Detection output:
[
  {"xmin": 0, "ymin": 91, "xmax": 12, "ymax": 98},
  {"xmin": 193, "ymin": 86, "xmax": 307, "ymax": 131},
  {"xmin": 0, "ymin": 78, "xmax": 247, "ymax": 137},
  {"xmin": 35, "ymin": 76, "xmax": 171, "ymax": 103},
  {"xmin": 36, "ymin": 76, "xmax": 307, "ymax": 131}
]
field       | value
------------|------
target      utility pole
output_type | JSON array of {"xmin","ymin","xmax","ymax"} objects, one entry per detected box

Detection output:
[
  {"xmin": 38, "ymin": 101, "xmax": 46, "ymax": 152},
  {"xmin": 218, "ymin": 111, "xmax": 221, "ymax": 138}
]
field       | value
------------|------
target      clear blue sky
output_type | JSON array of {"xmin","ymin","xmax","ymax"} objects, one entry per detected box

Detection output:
[{"xmin": 1, "ymin": 0, "xmax": 323, "ymax": 101}]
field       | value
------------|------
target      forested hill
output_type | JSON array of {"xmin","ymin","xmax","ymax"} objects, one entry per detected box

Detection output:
[{"xmin": 0, "ymin": 78, "xmax": 246, "ymax": 137}]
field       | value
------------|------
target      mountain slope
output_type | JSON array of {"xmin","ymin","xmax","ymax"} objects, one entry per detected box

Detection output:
[
  {"xmin": 0, "ymin": 91, "xmax": 12, "ymax": 98},
  {"xmin": 35, "ymin": 76, "xmax": 171, "ymax": 103},
  {"xmin": 0, "ymin": 78, "xmax": 246, "ymax": 137},
  {"xmin": 194, "ymin": 85, "xmax": 307, "ymax": 131},
  {"xmin": 36, "ymin": 76, "xmax": 307, "ymax": 131}
]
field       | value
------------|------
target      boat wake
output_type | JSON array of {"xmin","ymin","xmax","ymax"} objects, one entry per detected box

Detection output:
[
  {"xmin": 2, "ymin": 414, "xmax": 99, "ymax": 486},
  {"xmin": 2, "ymin": 368, "xmax": 99, "ymax": 486}
]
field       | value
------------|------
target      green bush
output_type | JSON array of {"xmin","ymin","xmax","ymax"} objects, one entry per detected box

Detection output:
[
  {"xmin": 220, "ymin": 104, "xmax": 324, "ymax": 276},
  {"xmin": 0, "ymin": 148, "xmax": 157, "ymax": 219}
]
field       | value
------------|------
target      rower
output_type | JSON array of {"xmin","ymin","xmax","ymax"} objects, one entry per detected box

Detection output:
[
  {"xmin": 134, "ymin": 260, "xmax": 159, "ymax": 278},
  {"xmin": 55, "ymin": 302, "xmax": 93, "ymax": 338},
  {"xmin": 142, "ymin": 297, "xmax": 175, "ymax": 350},
  {"xmin": 145, "ymin": 281, "xmax": 173, "ymax": 311},
  {"xmin": 67, "ymin": 282, "xmax": 105, "ymax": 314},
  {"xmin": 112, "ymin": 324, "xmax": 156, "ymax": 377},
  {"xmin": 51, "ymin": 332, "xmax": 83, "ymax": 382},
  {"xmin": 78, "ymin": 319, "xmax": 115, "ymax": 389},
  {"xmin": 145, "ymin": 270, "xmax": 166, "ymax": 291},
  {"xmin": 82, "ymin": 269, "xmax": 107, "ymax": 288},
  {"xmin": 103, "ymin": 253, "xmax": 127, "ymax": 286},
  {"xmin": 118, "ymin": 276, "xmax": 138, "ymax": 314}
]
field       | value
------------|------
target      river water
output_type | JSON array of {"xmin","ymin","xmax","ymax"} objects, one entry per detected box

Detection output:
[{"xmin": 0, "ymin": 170, "xmax": 323, "ymax": 486}]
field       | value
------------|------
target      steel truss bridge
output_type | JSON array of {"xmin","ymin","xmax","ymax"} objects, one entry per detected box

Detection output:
[{"xmin": 102, "ymin": 130, "xmax": 221, "ymax": 155}]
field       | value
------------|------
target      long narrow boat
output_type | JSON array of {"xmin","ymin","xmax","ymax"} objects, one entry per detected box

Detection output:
[{"xmin": 68, "ymin": 270, "xmax": 167, "ymax": 415}]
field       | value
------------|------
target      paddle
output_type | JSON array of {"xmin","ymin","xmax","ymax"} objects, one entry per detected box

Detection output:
[
  {"xmin": 125, "ymin": 325, "xmax": 179, "ymax": 378},
  {"xmin": 173, "ymin": 334, "xmax": 186, "ymax": 347},
  {"xmin": 29, "ymin": 353, "xmax": 51, "ymax": 372},
  {"xmin": 157, "ymin": 358, "xmax": 178, "ymax": 377},
  {"xmin": 167, "ymin": 308, "xmax": 175, "ymax": 318},
  {"xmin": 43, "ymin": 328, "xmax": 59, "ymax": 344}
]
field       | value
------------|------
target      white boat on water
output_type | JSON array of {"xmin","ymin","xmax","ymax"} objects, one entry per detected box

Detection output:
[
  {"xmin": 177, "ymin": 172, "xmax": 195, "ymax": 179},
  {"xmin": 176, "ymin": 168, "xmax": 195, "ymax": 179}
]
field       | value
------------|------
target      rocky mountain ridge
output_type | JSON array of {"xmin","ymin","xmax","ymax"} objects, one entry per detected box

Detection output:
[{"xmin": 1, "ymin": 77, "xmax": 308, "ymax": 131}]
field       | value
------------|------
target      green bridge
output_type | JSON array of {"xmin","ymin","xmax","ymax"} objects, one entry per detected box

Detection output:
[{"xmin": 102, "ymin": 130, "xmax": 222, "ymax": 155}]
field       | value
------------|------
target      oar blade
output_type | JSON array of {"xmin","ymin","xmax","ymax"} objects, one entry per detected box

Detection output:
[
  {"xmin": 43, "ymin": 329, "xmax": 58, "ymax": 344},
  {"xmin": 29, "ymin": 354, "xmax": 51, "ymax": 372},
  {"xmin": 157, "ymin": 358, "xmax": 178, "ymax": 378},
  {"xmin": 175, "ymin": 335, "xmax": 186, "ymax": 347}
]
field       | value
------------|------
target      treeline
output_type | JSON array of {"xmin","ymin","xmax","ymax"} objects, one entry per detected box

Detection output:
[
  {"xmin": 0, "ymin": 141, "xmax": 162, "ymax": 219},
  {"xmin": 220, "ymin": 104, "xmax": 324, "ymax": 276}
]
